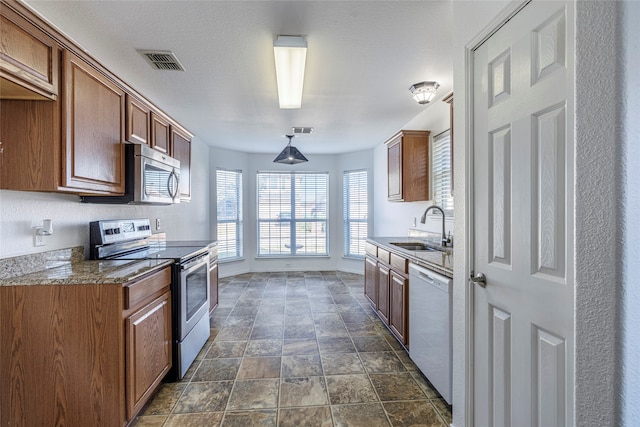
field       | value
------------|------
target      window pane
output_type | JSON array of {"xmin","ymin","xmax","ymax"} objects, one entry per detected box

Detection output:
[
  {"xmin": 344, "ymin": 170, "xmax": 368, "ymax": 258},
  {"xmin": 257, "ymin": 171, "xmax": 328, "ymax": 256},
  {"xmin": 216, "ymin": 168, "xmax": 243, "ymax": 259},
  {"xmin": 431, "ymin": 131, "xmax": 453, "ymax": 215}
]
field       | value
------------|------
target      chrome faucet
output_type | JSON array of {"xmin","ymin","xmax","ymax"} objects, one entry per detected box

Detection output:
[{"xmin": 420, "ymin": 205, "xmax": 452, "ymax": 247}]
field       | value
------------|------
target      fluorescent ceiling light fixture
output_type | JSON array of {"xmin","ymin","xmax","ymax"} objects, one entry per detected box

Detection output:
[
  {"xmin": 274, "ymin": 135, "xmax": 308, "ymax": 164},
  {"xmin": 409, "ymin": 81, "xmax": 440, "ymax": 104},
  {"xmin": 273, "ymin": 36, "xmax": 307, "ymax": 109}
]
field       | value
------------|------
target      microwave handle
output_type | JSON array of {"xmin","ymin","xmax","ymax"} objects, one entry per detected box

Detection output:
[{"xmin": 168, "ymin": 169, "xmax": 180, "ymax": 198}]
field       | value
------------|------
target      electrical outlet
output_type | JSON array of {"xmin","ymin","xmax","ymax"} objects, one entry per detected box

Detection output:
[
  {"xmin": 33, "ymin": 228, "xmax": 45, "ymax": 247},
  {"xmin": 413, "ymin": 217, "xmax": 417, "ymax": 227},
  {"xmin": 156, "ymin": 218, "xmax": 161, "ymax": 230}
]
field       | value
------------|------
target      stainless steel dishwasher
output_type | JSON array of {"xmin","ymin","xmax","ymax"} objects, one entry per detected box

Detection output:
[{"xmin": 409, "ymin": 263, "xmax": 452, "ymax": 404}]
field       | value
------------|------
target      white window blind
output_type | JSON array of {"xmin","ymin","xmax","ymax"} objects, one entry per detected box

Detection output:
[
  {"xmin": 432, "ymin": 130, "xmax": 453, "ymax": 215},
  {"xmin": 216, "ymin": 168, "xmax": 243, "ymax": 260},
  {"xmin": 257, "ymin": 171, "xmax": 328, "ymax": 256},
  {"xmin": 343, "ymin": 169, "xmax": 368, "ymax": 258}
]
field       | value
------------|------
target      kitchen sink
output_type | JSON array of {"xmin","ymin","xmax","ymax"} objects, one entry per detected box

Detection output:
[{"xmin": 390, "ymin": 242, "xmax": 437, "ymax": 251}]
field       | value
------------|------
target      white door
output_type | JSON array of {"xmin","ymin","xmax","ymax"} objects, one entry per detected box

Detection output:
[{"xmin": 472, "ymin": 1, "xmax": 574, "ymax": 426}]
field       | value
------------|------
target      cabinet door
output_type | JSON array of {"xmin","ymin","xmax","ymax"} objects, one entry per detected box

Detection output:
[
  {"xmin": 387, "ymin": 137, "xmax": 402, "ymax": 200},
  {"xmin": 126, "ymin": 94, "xmax": 150, "ymax": 145},
  {"xmin": 209, "ymin": 261, "xmax": 219, "ymax": 315},
  {"xmin": 377, "ymin": 263, "xmax": 390, "ymax": 324},
  {"xmin": 150, "ymin": 112, "xmax": 170, "ymax": 153},
  {"xmin": 62, "ymin": 50, "xmax": 125, "ymax": 194},
  {"xmin": 0, "ymin": 8, "xmax": 59, "ymax": 100},
  {"xmin": 364, "ymin": 255, "xmax": 378, "ymax": 307},
  {"xmin": 125, "ymin": 291, "xmax": 172, "ymax": 420},
  {"xmin": 389, "ymin": 270, "xmax": 408, "ymax": 345},
  {"xmin": 171, "ymin": 126, "xmax": 191, "ymax": 201}
]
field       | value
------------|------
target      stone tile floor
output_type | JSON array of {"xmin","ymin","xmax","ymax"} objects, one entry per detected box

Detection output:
[{"xmin": 132, "ymin": 271, "xmax": 452, "ymax": 427}]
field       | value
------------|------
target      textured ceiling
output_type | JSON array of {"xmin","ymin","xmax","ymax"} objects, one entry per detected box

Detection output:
[{"xmin": 26, "ymin": 1, "xmax": 453, "ymax": 155}]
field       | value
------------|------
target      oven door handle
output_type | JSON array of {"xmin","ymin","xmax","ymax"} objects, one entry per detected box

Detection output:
[{"xmin": 181, "ymin": 253, "xmax": 209, "ymax": 271}]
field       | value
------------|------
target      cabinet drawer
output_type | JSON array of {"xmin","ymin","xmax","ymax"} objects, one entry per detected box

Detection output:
[
  {"xmin": 365, "ymin": 242, "xmax": 377, "ymax": 257},
  {"xmin": 125, "ymin": 266, "xmax": 171, "ymax": 309},
  {"xmin": 377, "ymin": 248, "xmax": 390, "ymax": 264},
  {"xmin": 390, "ymin": 253, "xmax": 408, "ymax": 274}
]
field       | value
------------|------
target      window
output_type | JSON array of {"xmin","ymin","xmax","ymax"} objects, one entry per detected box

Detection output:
[
  {"xmin": 431, "ymin": 130, "xmax": 453, "ymax": 215},
  {"xmin": 344, "ymin": 169, "xmax": 368, "ymax": 258},
  {"xmin": 216, "ymin": 168, "xmax": 243, "ymax": 260},
  {"xmin": 257, "ymin": 171, "xmax": 328, "ymax": 256}
]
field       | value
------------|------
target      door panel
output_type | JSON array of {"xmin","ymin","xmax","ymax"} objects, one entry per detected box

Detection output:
[{"xmin": 472, "ymin": 2, "xmax": 574, "ymax": 426}]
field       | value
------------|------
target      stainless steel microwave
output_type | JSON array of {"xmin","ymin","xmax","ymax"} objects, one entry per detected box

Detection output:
[{"xmin": 81, "ymin": 144, "xmax": 181, "ymax": 205}]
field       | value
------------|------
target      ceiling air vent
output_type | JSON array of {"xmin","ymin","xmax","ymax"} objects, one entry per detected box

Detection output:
[
  {"xmin": 292, "ymin": 127, "xmax": 314, "ymax": 134},
  {"xmin": 138, "ymin": 50, "xmax": 185, "ymax": 71}
]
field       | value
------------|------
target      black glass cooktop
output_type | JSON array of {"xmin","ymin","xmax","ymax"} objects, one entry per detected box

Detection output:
[{"xmin": 110, "ymin": 245, "xmax": 207, "ymax": 262}]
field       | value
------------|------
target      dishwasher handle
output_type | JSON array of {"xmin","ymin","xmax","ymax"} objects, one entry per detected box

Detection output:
[
  {"xmin": 409, "ymin": 263, "xmax": 450, "ymax": 284},
  {"xmin": 416, "ymin": 271, "xmax": 435, "ymax": 284}
]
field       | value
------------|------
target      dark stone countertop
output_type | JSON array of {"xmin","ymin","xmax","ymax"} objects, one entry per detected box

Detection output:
[
  {"xmin": 0, "ymin": 258, "xmax": 173, "ymax": 286},
  {"xmin": 367, "ymin": 236, "xmax": 453, "ymax": 278}
]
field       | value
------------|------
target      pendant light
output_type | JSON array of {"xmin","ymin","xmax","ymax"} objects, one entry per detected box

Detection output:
[{"xmin": 273, "ymin": 134, "xmax": 308, "ymax": 164}]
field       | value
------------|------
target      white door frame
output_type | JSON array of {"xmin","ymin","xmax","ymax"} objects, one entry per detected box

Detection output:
[{"xmin": 458, "ymin": 1, "xmax": 530, "ymax": 425}]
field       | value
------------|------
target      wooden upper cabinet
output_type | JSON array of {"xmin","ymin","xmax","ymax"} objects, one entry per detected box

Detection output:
[
  {"xmin": 170, "ymin": 125, "xmax": 192, "ymax": 201},
  {"xmin": 386, "ymin": 130, "xmax": 430, "ymax": 202},
  {"xmin": 62, "ymin": 50, "xmax": 125, "ymax": 194},
  {"xmin": 0, "ymin": 5, "xmax": 59, "ymax": 100},
  {"xmin": 126, "ymin": 94, "xmax": 151, "ymax": 145},
  {"xmin": 151, "ymin": 112, "xmax": 170, "ymax": 153}
]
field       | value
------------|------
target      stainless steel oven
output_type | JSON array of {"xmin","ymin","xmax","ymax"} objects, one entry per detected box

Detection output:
[
  {"xmin": 90, "ymin": 218, "xmax": 211, "ymax": 380},
  {"xmin": 180, "ymin": 252, "xmax": 210, "ymax": 339}
]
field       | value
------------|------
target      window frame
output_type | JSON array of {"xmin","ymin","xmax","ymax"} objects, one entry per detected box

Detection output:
[
  {"xmin": 215, "ymin": 167, "xmax": 243, "ymax": 261},
  {"xmin": 430, "ymin": 129, "xmax": 454, "ymax": 217},
  {"xmin": 256, "ymin": 171, "xmax": 329, "ymax": 258},
  {"xmin": 343, "ymin": 169, "xmax": 368, "ymax": 259}
]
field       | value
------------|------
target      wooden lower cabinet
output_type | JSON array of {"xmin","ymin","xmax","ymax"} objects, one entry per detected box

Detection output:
[
  {"xmin": 389, "ymin": 270, "xmax": 408, "ymax": 344},
  {"xmin": 0, "ymin": 266, "xmax": 172, "ymax": 426},
  {"xmin": 364, "ymin": 255, "xmax": 378, "ymax": 306},
  {"xmin": 364, "ymin": 241, "xmax": 410, "ymax": 346},
  {"xmin": 376, "ymin": 263, "xmax": 390, "ymax": 324},
  {"xmin": 125, "ymin": 291, "xmax": 172, "ymax": 420}
]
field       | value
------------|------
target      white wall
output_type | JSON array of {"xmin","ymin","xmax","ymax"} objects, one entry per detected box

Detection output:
[
  {"xmin": 620, "ymin": 2, "xmax": 640, "ymax": 424},
  {"xmin": 209, "ymin": 146, "xmax": 373, "ymax": 278},
  {"xmin": 0, "ymin": 138, "xmax": 211, "ymax": 258},
  {"xmin": 372, "ymin": 97, "xmax": 453, "ymax": 238}
]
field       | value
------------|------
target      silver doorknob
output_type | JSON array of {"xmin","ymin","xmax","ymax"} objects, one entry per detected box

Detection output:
[{"xmin": 470, "ymin": 272, "xmax": 487, "ymax": 288}]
